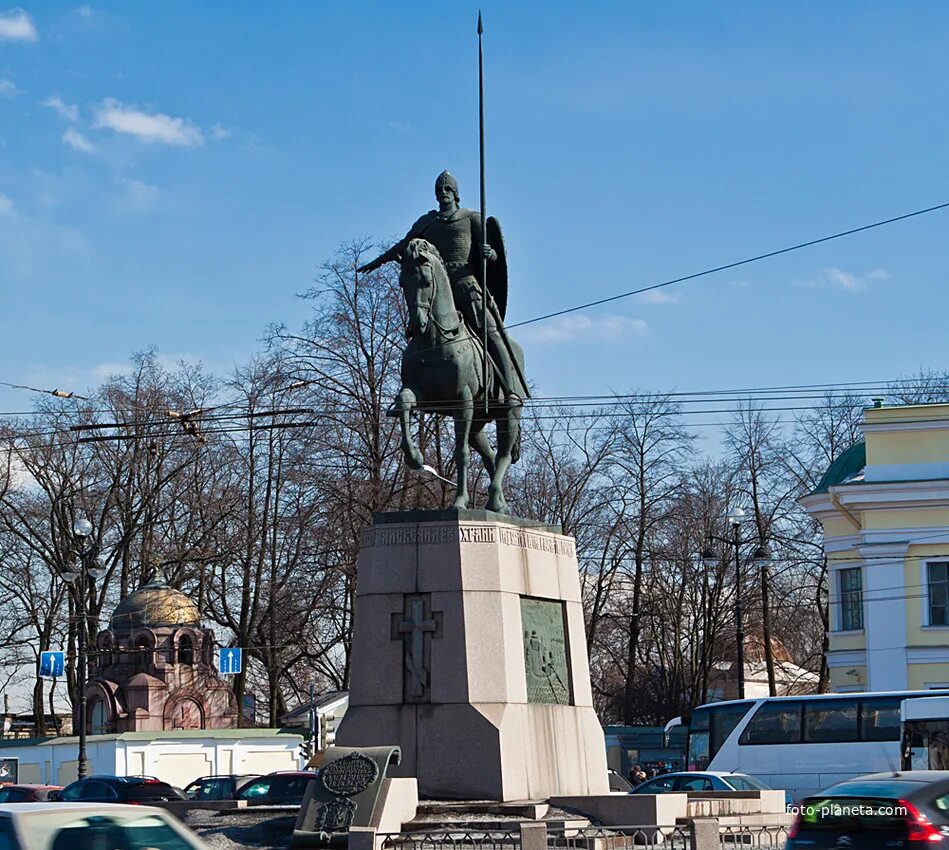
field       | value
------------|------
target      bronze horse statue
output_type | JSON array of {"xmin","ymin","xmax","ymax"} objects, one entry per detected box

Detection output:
[{"xmin": 392, "ymin": 238, "xmax": 526, "ymax": 512}]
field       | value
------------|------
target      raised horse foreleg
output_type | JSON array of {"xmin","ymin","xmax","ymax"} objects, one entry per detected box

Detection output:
[
  {"xmin": 396, "ymin": 387, "xmax": 425, "ymax": 470},
  {"xmin": 487, "ymin": 404, "xmax": 522, "ymax": 514},
  {"xmin": 452, "ymin": 386, "xmax": 474, "ymax": 509}
]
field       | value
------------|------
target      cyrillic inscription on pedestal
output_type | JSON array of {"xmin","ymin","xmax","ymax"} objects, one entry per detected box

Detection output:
[
  {"xmin": 521, "ymin": 597, "xmax": 572, "ymax": 705},
  {"xmin": 391, "ymin": 595, "xmax": 442, "ymax": 702}
]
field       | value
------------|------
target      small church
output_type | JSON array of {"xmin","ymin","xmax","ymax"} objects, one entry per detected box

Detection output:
[{"xmin": 85, "ymin": 579, "xmax": 238, "ymax": 732}]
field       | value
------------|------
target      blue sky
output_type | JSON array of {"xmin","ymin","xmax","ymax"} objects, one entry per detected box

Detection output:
[{"xmin": 2, "ymin": 2, "xmax": 948, "ymax": 427}]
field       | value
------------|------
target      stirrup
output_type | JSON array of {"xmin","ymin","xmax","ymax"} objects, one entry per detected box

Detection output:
[{"xmin": 504, "ymin": 391, "xmax": 523, "ymax": 407}]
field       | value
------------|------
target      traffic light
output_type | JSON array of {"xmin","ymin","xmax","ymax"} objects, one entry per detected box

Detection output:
[
  {"xmin": 297, "ymin": 734, "xmax": 313, "ymax": 765},
  {"xmin": 322, "ymin": 712, "xmax": 340, "ymax": 749}
]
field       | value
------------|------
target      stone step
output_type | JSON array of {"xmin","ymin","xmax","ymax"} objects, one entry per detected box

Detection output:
[{"xmin": 416, "ymin": 801, "xmax": 550, "ymax": 820}]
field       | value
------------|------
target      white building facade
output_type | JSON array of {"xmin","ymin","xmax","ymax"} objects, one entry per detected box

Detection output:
[{"xmin": 0, "ymin": 728, "xmax": 303, "ymax": 789}]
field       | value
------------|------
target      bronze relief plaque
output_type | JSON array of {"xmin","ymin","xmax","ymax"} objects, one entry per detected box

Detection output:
[
  {"xmin": 520, "ymin": 597, "xmax": 572, "ymax": 705},
  {"xmin": 320, "ymin": 751, "xmax": 379, "ymax": 796}
]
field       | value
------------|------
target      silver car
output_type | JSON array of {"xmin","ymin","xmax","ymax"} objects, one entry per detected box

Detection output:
[
  {"xmin": 629, "ymin": 770, "xmax": 772, "ymax": 794},
  {"xmin": 0, "ymin": 802, "xmax": 210, "ymax": 849}
]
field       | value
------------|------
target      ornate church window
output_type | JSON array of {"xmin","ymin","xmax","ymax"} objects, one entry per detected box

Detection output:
[{"xmin": 178, "ymin": 635, "xmax": 194, "ymax": 666}]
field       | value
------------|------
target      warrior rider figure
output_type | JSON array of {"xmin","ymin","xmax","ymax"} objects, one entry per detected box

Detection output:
[{"xmin": 358, "ymin": 170, "xmax": 523, "ymax": 405}]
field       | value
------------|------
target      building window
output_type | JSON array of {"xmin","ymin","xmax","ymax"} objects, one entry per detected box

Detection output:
[
  {"xmin": 929, "ymin": 563, "xmax": 949, "ymax": 626},
  {"xmin": 178, "ymin": 635, "xmax": 194, "ymax": 666},
  {"xmin": 839, "ymin": 568, "xmax": 863, "ymax": 631}
]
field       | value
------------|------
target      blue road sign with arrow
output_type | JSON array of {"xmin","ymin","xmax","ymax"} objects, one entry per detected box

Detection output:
[
  {"xmin": 39, "ymin": 651, "xmax": 64, "ymax": 679},
  {"xmin": 218, "ymin": 647, "xmax": 242, "ymax": 676}
]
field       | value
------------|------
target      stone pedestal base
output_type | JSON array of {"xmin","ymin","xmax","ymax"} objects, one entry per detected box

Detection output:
[{"xmin": 336, "ymin": 510, "xmax": 609, "ymax": 801}]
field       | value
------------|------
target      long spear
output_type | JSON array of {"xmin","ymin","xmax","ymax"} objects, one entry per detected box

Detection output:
[{"xmin": 478, "ymin": 11, "xmax": 488, "ymax": 413}]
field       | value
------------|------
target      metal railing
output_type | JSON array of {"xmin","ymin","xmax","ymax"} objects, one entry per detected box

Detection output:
[
  {"xmin": 379, "ymin": 828, "xmax": 520, "ymax": 850},
  {"xmin": 549, "ymin": 824, "xmax": 691, "ymax": 849},
  {"xmin": 377, "ymin": 821, "xmax": 787, "ymax": 850},
  {"xmin": 719, "ymin": 825, "xmax": 788, "ymax": 848}
]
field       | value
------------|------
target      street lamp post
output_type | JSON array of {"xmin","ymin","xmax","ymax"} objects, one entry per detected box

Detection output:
[
  {"xmin": 701, "ymin": 508, "xmax": 769, "ymax": 701},
  {"xmin": 66, "ymin": 518, "xmax": 106, "ymax": 780}
]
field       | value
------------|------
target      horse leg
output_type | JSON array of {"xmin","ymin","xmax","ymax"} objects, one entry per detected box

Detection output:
[
  {"xmin": 396, "ymin": 387, "xmax": 425, "ymax": 470},
  {"xmin": 469, "ymin": 425, "xmax": 497, "ymax": 479},
  {"xmin": 452, "ymin": 386, "xmax": 474, "ymax": 509},
  {"xmin": 487, "ymin": 406, "xmax": 521, "ymax": 514}
]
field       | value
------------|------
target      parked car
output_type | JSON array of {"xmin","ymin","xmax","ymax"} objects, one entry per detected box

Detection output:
[
  {"xmin": 787, "ymin": 771, "xmax": 949, "ymax": 849},
  {"xmin": 57, "ymin": 775, "xmax": 182, "ymax": 804},
  {"xmin": 629, "ymin": 770, "xmax": 772, "ymax": 794},
  {"xmin": 0, "ymin": 785, "xmax": 62, "ymax": 803},
  {"xmin": 235, "ymin": 770, "xmax": 319, "ymax": 806},
  {"xmin": 184, "ymin": 774, "xmax": 261, "ymax": 801},
  {"xmin": 608, "ymin": 770, "xmax": 633, "ymax": 792},
  {"xmin": 0, "ymin": 802, "xmax": 211, "ymax": 849}
]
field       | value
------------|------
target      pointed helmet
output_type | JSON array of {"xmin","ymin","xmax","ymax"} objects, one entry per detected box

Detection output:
[{"xmin": 435, "ymin": 170, "xmax": 459, "ymax": 199}]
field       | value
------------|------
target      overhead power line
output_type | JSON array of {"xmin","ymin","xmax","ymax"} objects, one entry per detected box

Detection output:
[{"xmin": 508, "ymin": 199, "xmax": 949, "ymax": 329}]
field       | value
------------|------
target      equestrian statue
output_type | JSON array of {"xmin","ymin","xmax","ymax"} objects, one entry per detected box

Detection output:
[{"xmin": 358, "ymin": 171, "xmax": 529, "ymax": 513}]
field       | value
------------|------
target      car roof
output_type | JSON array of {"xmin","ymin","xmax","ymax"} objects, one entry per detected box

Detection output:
[
  {"xmin": 858, "ymin": 771, "xmax": 949, "ymax": 782},
  {"xmin": 264, "ymin": 770, "xmax": 318, "ymax": 776},
  {"xmin": 2, "ymin": 785, "xmax": 60, "ymax": 790},
  {"xmin": 813, "ymin": 773, "xmax": 949, "ymax": 798},
  {"xmin": 0, "ymin": 802, "xmax": 167, "ymax": 813},
  {"xmin": 642, "ymin": 771, "xmax": 744, "ymax": 778}
]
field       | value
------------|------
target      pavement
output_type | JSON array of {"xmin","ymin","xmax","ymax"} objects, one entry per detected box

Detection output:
[{"xmin": 182, "ymin": 808, "xmax": 297, "ymax": 850}]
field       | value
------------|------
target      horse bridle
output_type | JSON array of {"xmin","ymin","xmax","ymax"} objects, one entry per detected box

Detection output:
[{"xmin": 412, "ymin": 247, "xmax": 462, "ymax": 339}]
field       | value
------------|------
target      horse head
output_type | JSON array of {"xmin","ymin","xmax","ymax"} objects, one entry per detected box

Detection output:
[{"xmin": 400, "ymin": 238, "xmax": 451, "ymax": 337}]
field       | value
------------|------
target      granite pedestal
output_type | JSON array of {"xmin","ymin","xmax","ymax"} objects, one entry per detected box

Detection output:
[{"xmin": 335, "ymin": 510, "xmax": 609, "ymax": 801}]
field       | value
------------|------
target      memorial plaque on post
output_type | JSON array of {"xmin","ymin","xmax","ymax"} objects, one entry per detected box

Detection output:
[
  {"xmin": 521, "ymin": 597, "xmax": 572, "ymax": 705},
  {"xmin": 292, "ymin": 746, "xmax": 401, "ymax": 847}
]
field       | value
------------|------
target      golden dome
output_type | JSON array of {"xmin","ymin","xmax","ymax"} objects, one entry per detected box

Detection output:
[{"xmin": 111, "ymin": 580, "xmax": 201, "ymax": 629}]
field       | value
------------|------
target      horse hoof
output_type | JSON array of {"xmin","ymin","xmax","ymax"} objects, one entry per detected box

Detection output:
[
  {"xmin": 486, "ymin": 497, "xmax": 508, "ymax": 514},
  {"xmin": 452, "ymin": 496, "xmax": 469, "ymax": 509}
]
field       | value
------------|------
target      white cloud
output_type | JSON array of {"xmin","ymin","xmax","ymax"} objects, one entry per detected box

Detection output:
[
  {"xmin": 0, "ymin": 192, "xmax": 13, "ymax": 215},
  {"xmin": 0, "ymin": 77, "xmax": 18, "ymax": 97},
  {"xmin": 120, "ymin": 177, "xmax": 159, "ymax": 211},
  {"xmin": 602, "ymin": 316, "xmax": 649, "ymax": 336},
  {"xmin": 824, "ymin": 267, "xmax": 865, "ymax": 292},
  {"xmin": 62, "ymin": 127, "xmax": 95, "ymax": 153},
  {"xmin": 90, "ymin": 361, "xmax": 131, "ymax": 381},
  {"xmin": 209, "ymin": 123, "xmax": 230, "ymax": 141},
  {"xmin": 524, "ymin": 314, "xmax": 650, "ymax": 344},
  {"xmin": 0, "ymin": 9, "xmax": 37, "ymax": 41},
  {"xmin": 794, "ymin": 266, "xmax": 888, "ymax": 293},
  {"xmin": 93, "ymin": 98, "xmax": 204, "ymax": 146},
  {"xmin": 635, "ymin": 289, "xmax": 679, "ymax": 305},
  {"xmin": 42, "ymin": 95, "xmax": 79, "ymax": 122},
  {"xmin": 1, "ymin": 449, "xmax": 37, "ymax": 493},
  {"xmin": 76, "ymin": 5, "xmax": 95, "ymax": 16}
]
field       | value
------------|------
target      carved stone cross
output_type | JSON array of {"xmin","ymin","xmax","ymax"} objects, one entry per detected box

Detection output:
[{"xmin": 398, "ymin": 597, "xmax": 437, "ymax": 698}]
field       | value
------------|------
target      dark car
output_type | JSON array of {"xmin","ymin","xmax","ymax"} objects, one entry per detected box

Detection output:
[
  {"xmin": 235, "ymin": 771, "xmax": 319, "ymax": 806},
  {"xmin": 0, "ymin": 784, "xmax": 62, "ymax": 802},
  {"xmin": 787, "ymin": 771, "xmax": 949, "ymax": 849},
  {"xmin": 184, "ymin": 774, "xmax": 260, "ymax": 801},
  {"xmin": 57, "ymin": 775, "xmax": 181, "ymax": 804}
]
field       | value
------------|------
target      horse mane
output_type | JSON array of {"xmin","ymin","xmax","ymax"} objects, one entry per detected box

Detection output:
[{"xmin": 406, "ymin": 238, "xmax": 447, "ymax": 271}]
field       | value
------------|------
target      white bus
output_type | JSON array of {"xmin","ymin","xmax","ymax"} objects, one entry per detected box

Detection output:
[
  {"xmin": 902, "ymin": 695, "xmax": 949, "ymax": 770},
  {"xmin": 685, "ymin": 690, "xmax": 946, "ymax": 800}
]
